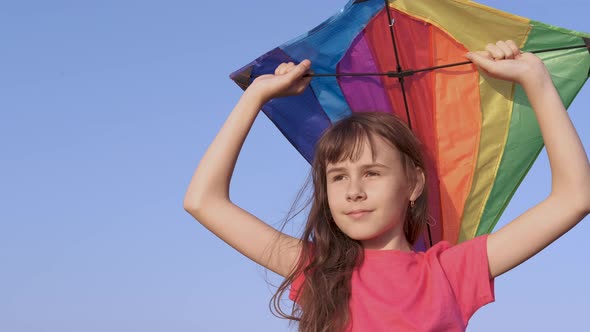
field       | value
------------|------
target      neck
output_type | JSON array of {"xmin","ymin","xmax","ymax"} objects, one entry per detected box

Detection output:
[{"xmin": 361, "ymin": 234, "xmax": 413, "ymax": 251}]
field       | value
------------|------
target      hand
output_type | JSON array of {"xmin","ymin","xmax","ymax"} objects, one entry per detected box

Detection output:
[
  {"xmin": 247, "ymin": 60, "xmax": 313, "ymax": 103},
  {"xmin": 465, "ymin": 40, "xmax": 550, "ymax": 87}
]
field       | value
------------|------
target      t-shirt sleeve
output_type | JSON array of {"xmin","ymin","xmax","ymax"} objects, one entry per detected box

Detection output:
[
  {"xmin": 438, "ymin": 234, "xmax": 495, "ymax": 324},
  {"xmin": 288, "ymin": 271, "xmax": 305, "ymax": 303}
]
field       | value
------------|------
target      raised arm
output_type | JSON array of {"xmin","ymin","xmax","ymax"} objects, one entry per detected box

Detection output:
[
  {"xmin": 467, "ymin": 41, "xmax": 590, "ymax": 278},
  {"xmin": 183, "ymin": 61, "xmax": 312, "ymax": 277}
]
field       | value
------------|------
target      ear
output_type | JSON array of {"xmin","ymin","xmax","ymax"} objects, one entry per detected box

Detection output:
[{"xmin": 409, "ymin": 167, "xmax": 425, "ymax": 202}]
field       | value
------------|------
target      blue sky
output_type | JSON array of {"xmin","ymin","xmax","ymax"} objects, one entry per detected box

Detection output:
[{"xmin": 1, "ymin": 1, "xmax": 588, "ymax": 331}]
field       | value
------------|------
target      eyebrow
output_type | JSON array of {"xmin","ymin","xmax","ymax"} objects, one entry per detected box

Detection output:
[{"xmin": 326, "ymin": 163, "xmax": 389, "ymax": 175}]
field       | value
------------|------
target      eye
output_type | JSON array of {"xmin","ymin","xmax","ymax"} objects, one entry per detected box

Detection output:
[
  {"xmin": 365, "ymin": 171, "xmax": 380, "ymax": 177},
  {"xmin": 332, "ymin": 174, "xmax": 345, "ymax": 182}
]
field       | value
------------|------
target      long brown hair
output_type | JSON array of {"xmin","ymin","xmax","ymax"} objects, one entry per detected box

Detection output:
[{"xmin": 271, "ymin": 112, "xmax": 429, "ymax": 332}]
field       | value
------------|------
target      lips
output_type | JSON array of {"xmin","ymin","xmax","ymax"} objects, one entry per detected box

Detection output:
[{"xmin": 346, "ymin": 209, "xmax": 373, "ymax": 219}]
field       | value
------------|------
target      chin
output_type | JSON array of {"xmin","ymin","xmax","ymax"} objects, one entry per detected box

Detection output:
[{"xmin": 341, "ymin": 230, "xmax": 382, "ymax": 242}]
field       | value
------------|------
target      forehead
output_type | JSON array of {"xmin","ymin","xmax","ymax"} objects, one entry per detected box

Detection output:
[{"xmin": 327, "ymin": 136, "xmax": 402, "ymax": 167}]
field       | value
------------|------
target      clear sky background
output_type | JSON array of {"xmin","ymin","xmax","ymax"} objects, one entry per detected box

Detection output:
[{"xmin": 1, "ymin": 1, "xmax": 588, "ymax": 331}]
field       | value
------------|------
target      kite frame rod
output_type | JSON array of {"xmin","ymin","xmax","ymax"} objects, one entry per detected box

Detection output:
[{"xmin": 304, "ymin": 44, "xmax": 588, "ymax": 78}]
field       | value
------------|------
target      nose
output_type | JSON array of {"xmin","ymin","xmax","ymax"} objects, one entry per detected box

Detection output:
[{"xmin": 346, "ymin": 182, "xmax": 366, "ymax": 202}]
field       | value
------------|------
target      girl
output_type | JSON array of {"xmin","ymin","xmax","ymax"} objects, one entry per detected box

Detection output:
[{"xmin": 184, "ymin": 41, "xmax": 590, "ymax": 331}]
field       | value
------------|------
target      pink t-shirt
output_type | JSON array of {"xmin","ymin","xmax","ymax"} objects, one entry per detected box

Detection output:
[{"xmin": 289, "ymin": 235, "xmax": 495, "ymax": 331}]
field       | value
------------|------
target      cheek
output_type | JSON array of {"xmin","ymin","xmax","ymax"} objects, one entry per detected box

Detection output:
[
  {"xmin": 326, "ymin": 184, "xmax": 340, "ymax": 208},
  {"xmin": 372, "ymin": 181, "xmax": 408, "ymax": 208}
]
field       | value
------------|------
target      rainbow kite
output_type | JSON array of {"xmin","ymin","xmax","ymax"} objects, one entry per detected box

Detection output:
[{"xmin": 230, "ymin": 0, "xmax": 589, "ymax": 249}]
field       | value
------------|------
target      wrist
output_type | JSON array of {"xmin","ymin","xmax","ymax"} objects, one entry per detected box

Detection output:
[
  {"xmin": 519, "ymin": 63, "xmax": 552, "ymax": 92},
  {"xmin": 520, "ymin": 69, "xmax": 559, "ymax": 106},
  {"xmin": 242, "ymin": 87, "xmax": 271, "ymax": 108}
]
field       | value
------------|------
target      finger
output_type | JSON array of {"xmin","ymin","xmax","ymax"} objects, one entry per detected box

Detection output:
[
  {"xmin": 506, "ymin": 40, "xmax": 521, "ymax": 57},
  {"xmin": 275, "ymin": 63, "xmax": 288, "ymax": 75},
  {"xmin": 278, "ymin": 62, "xmax": 297, "ymax": 76},
  {"xmin": 296, "ymin": 76, "xmax": 313, "ymax": 94},
  {"xmin": 496, "ymin": 40, "xmax": 514, "ymax": 59},
  {"xmin": 304, "ymin": 76, "xmax": 313, "ymax": 84},
  {"xmin": 287, "ymin": 59, "xmax": 312, "ymax": 80},
  {"xmin": 464, "ymin": 50, "xmax": 493, "ymax": 62},
  {"xmin": 486, "ymin": 43, "xmax": 506, "ymax": 60},
  {"xmin": 465, "ymin": 51, "xmax": 495, "ymax": 72},
  {"xmin": 285, "ymin": 62, "xmax": 296, "ymax": 74},
  {"xmin": 283, "ymin": 63, "xmax": 296, "ymax": 75},
  {"xmin": 475, "ymin": 50, "xmax": 493, "ymax": 60}
]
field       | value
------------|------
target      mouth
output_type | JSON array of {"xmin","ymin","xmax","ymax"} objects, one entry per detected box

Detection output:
[{"xmin": 346, "ymin": 209, "xmax": 373, "ymax": 219}]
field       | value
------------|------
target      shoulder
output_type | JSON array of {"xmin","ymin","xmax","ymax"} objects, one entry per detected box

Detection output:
[
  {"xmin": 424, "ymin": 239, "xmax": 454, "ymax": 255},
  {"xmin": 423, "ymin": 235, "xmax": 492, "ymax": 281},
  {"xmin": 425, "ymin": 235, "xmax": 489, "ymax": 259}
]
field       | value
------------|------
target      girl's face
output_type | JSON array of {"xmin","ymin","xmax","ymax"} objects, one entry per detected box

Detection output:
[{"xmin": 325, "ymin": 137, "xmax": 423, "ymax": 250}]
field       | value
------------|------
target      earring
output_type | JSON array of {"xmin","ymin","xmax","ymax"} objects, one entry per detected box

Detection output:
[{"xmin": 410, "ymin": 200, "xmax": 415, "ymax": 208}]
